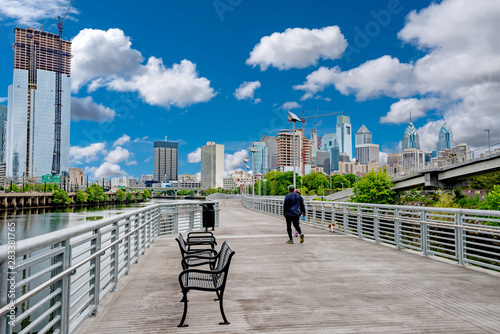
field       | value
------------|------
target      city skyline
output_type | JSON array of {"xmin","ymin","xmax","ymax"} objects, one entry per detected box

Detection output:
[{"xmin": 0, "ymin": 0, "xmax": 498, "ymax": 180}]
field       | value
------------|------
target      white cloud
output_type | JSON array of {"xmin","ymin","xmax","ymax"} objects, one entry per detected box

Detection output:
[
  {"xmin": 113, "ymin": 134, "xmax": 131, "ymax": 147},
  {"xmin": 234, "ymin": 81, "xmax": 261, "ymax": 101},
  {"xmin": 0, "ymin": 0, "xmax": 78, "ymax": 26},
  {"xmin": 225, "ymin": 150, "xmax": 248, "ymax": 175},
  {"xmin": 380, "ymin": 98, "xmax": 442, "ymax": 124},
  {"xmin": 105, "ymin": 147, "xmax": 130, "ymax": 164},
  {"xmin": 247, "ymin": 26, "xmax": 347, "ymax": 70},
  {"xmin": 88, "ymin": 162, "xmax": 127, "ymax": 179},
  {"xmin": 71, "ymin": 28, "xmax": 215, "ymax": 108},
  {"xmin": 195, "ymin": 172, "xmax": 201, "ymax": 181},
  {"xmin": 71, "ymin": 96, "xmax": 116, "ymax": 123},
  {"xmin": 280, "ymin": 101, "xmax": 301, "ymax": 110},
  {"xmin": 254, "ymin": 98, "xmax": 262, "ymax": 104},
  {"xmin": 144, "ymin": 156, "xmax": 152, "ymax": 163},
  {"xmin": 0, "ymin": 97, "xmax": 7, "ymax": 103},
  {"xmin": 188, "ymin": 148, "xmax": 201, "ymax": 163},
  {"xmin": 70, "ymin": 143, "xmax": 106, "ymax": 164},
  {"xmin": 379, "ymin": 151, "xmax": 388, "ymax": 166}
]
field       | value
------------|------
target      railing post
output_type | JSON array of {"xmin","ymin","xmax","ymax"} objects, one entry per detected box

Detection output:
[
  {"xmin": 189, "ymin": 204, "xmax": 195, "ymax": 230},
  {"xmin": 343, "ymin": 204, "xmax": 348, "ymax": 235},
  {"xmin": 111, "ymin": 222, "xmax": 119, "ymax": 291},
  {"xmin": 456, "ymin": 213, "xmax": 464, "ymax": 265},
  {"xmin": 395, "ymin": 208, "xmax": 401, "ymax": 249},
  {"xmin": 312, "ymin": 202, "xmax": 316, "ymax": 226},
  {"xmin": 135, "ymin": 216, "xmax": 140, "ymax": 263},
  {"xmin": 125, "ymin": 218, "xmax": 131, "ymax": 274},
  {"xmin": 374, "ymin": 207, "xmax": 380, "ymax": 243},
  {"xmin": 141, "ymin": 213, "xmax": 146, "ymax": 254},
  {"xmin": 61, "ymin": 241, "xmax": 72, "ymax": 333},
  {"xmin": 91, "ymin": 229, "xmax": 101, "ymax": 315},
  {"xmin": 357, "ymin": 205, "xmax": 362, "ymax": 238},
  {"xmin": 174, "ymin": 207, "xmax": 179, "ymax": 233},
  {"xmin": 321, "ymin": 203, "xmax": 325, "ymax": 229},
  {"xmin": 421, "ymin": 210, "xmax": 428, "ymax": 256},
  {"xmin": 0, "ymin": 262, "xmax": 8, "ymax": 334}
]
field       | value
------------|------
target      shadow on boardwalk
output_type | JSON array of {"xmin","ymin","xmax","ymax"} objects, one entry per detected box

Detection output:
[{"xmin": 77, "ymin": 200, "xmax": 500, "ymax": 333}]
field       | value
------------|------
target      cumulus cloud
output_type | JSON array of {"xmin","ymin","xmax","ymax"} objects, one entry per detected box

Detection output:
[
  {"xmin": 296, "ymin": 0, "xmax": 500, "ymax": 150},
  {"xmin": 247, "ymin": 26, "xmax": 347, "ymax": 70},
  {"xmin": 87, "ymin": 162, "xmax": 127, "ymax": 179},
  {"xmin": 105, "ymin": 147, "xmax": 130, "ymax": 164},
  {"xmin": 234, "ymin": 81, "xmax": 261, "ymax": 101},
  {"xmin": 70, "ymin": 143, "xmax": 106, "ymax": 164},
  {"xmin": 225, "ymin": 150, "xmax": 248, "ymax": 175},
  {"xmin": 280, "ymin": 101, "xmax": 301, "ymax": 110},
  {"xmin": 188, "ymin": 148, "xmax": 201, "ymax": 163},
  {"xmin": 0, "ymin": 0, "xmax": 78, "ymax": 26},
  {"xmin": 113, "ymin": 134, "xmax": 131, "ymax": 147},
  {"xmin": 380, "ymin": 98, "xmax": 442, "ymax": 124},
  {"xmin": 71, "ymin": 28, "xmax": 216, "ymax": 108},
  {"xmin": 0, "ymin": 97, "xmax": 7, "ymax": 103},
  {"xmin": 379, "ymin": 151, "xmax": 388, "ymax": 166},
  {"xmin": 71, "ymin": 96, "xmax": 116, "ymax": 123}
]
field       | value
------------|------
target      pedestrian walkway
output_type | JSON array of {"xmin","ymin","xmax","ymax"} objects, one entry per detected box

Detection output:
[{"xmin": 76, "ymin": 199, "xmax": 500, "ymax": 333}]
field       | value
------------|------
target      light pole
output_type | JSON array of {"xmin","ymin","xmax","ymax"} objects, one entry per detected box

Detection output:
[
  {"xmin": 287, "ymin": 111, "xmax": 302, "ymax": 189},
  {"xmin": 485, "ymin": 129, "xmax": 491, "ymax": 156},
  {"xmin": 300, "ymin": 179, "xmax": 303, "ymax": 194},
  {"xmin": 249, "ymin": 146, "xmax": 258, "ymax": 197},
  {"xmin": 263, "ymin": 179, "xmax": 267, "ymax": 196},
  {"xmin": 243, "ymin": 158, "xmax": 249, "ymax": 194}
]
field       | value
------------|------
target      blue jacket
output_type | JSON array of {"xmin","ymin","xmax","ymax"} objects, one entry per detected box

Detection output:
[{"xmin": 283, "ymin": 192, "xmax": 306, "ymax": 217}]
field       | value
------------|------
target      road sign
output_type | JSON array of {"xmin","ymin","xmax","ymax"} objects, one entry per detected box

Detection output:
[
  {"xmin": 53, "ymin": 174, "xmax": 61, "ymax": 183},
  {"xmin": 42, "ymin": 174, "xmax": 52, "ymax": 183}
]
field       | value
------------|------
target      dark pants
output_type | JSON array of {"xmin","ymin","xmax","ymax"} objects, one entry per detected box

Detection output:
[{"xmin": 285, "ymin": 215, "xmax": 302, "ymax": 240}]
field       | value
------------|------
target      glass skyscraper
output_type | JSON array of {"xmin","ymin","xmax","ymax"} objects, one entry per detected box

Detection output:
[
  {"xmin": 402, "ymin": 121, "xmax": 421, "ymax": 150},
  {"xmin": 252, "ymin": 142, "xmax": 268, "ymax": 175},
  {"xmin": 436, "ymin": 123, "xmax": 454, "ymax": 153},
  {"xmin": 6, "ymin": 27, "xmax": 72, "ymax": 177},
  {"xmin": 0, "ymin": 104, "xmax": 7, "ymax": 162},
  {"xmin": 336, "ymin": 115, "xmax": 352, "ymax": 160}
]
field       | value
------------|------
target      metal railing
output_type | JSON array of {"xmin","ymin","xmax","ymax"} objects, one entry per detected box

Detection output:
[
  {"xmin": 242, "ymin": 195, "xmax": 500, "ymax": 271},
  {"xmin": 0, "ymin": 200, "xmax": 218, "ymax": 334}
]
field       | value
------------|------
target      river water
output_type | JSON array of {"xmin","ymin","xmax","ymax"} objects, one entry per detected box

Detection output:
[{"xmin": 0, "ymin": 199, "xmax": 171, "ymax": 244}]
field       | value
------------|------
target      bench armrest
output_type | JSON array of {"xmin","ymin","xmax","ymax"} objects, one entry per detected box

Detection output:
[
  {"xmin": 184, "ymin": 248, "xmax": 218, "ymax": 256},
  {"xmin": 188, "ymin": 231, "xmax": 214, "ymax": 238}
]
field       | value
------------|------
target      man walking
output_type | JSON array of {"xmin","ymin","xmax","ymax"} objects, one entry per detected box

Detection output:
[{"xmin": 283, "ymin": 185, "xmax": 305, "ymax": 244}]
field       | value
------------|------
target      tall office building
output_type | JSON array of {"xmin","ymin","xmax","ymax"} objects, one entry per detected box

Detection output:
[
  {"xmin": 261, "ymin": 134, "xmax": 277, "ymax": 172},
  {"xmin": 402, "ymin": 121, "xmax": 421, "ymax": 150},
  {"xmin": 436, "ymin": 123, "xmax": 454, "ymax": 153},
  {"xmin": 355, "ymin": 125, "xmax": 379, "ymax": 164},
  {"xmin": 201, "ymin": 141, "xmax": 224, "ymax": 188},
  {"xmin": 336, "ymin": 115, "xmax": 352, "ymax": 160},
  {"xmin": 0, "ymin": 105, "xmax": 7, "ymax": 162},
  {"xmin": 153, "ymin": 140, "xmax": 179, "ymax": 182},
  {"xmin": 252, "ymin": 142, "xmax": 268, "ymax": 175},
  {"xmin": 320, "ymin": 133, "xmax": 339, "ymax": 173},
  {"xmin": 402, "ymin": 148, "xmax": 425, "ymax": 172},
  {"xmin": 6, "ymin": 27, "xmax": 72, "ymax": 177}
]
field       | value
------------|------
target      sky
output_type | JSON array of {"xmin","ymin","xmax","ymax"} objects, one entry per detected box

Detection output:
[{"xmin": 0, "ymin": 0, "xmax": 498, "ymax": 180}]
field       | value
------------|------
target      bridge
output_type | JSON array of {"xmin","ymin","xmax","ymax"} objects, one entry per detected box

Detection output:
[
  {"xmin": 1, "ymin": 198, "xmax": 499, "ymax": 333},
  {"xmin": 391, "ymin": 152, "xmax": 500, "ymax": 190}
]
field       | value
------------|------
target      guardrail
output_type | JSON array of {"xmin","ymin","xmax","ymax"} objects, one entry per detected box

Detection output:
[
  {"xmin": 0, "ymin": 200, "xmax": 219, "ymax": 334},
  {"xmin": 241, "ymin": 195, "xmax": 500, "ymax": 272}
]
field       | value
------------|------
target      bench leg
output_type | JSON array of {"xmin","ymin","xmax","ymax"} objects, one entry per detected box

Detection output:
[
  {"xmin": 177, "ymin": 292, "xmax": 189, "ymax": 327},
  {"xmin": 218, "ymin": 291, "xmax": 230, "ymax": 325}
]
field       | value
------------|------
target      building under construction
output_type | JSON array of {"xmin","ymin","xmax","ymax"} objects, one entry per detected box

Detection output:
[
  {"xmin": 277, "ymin": 129, "xmax": 312, "ymax": 176},
  {"xmin": 6, "ymin": 27, "xmax": 72, "ymax": 177}
]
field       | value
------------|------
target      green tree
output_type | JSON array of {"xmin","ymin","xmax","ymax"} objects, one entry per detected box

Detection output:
[
  {"xmin": 86, "ymin": 184, "xmax": 106, "ymax": 202},
  {"xmin": 481, "ymin": 185, "xmax": 500, "ymax": 212},
  {"xmin": 351, "ymin": 170, "xmax": 395, "ymax": 204},
  {"xmin": 344, "ymin": 174, "xmax": 356, "ymax": 187},
  {"xmin": 53, "ymin": 189, "xmax": 71, "ymax": 205},
  {"xmin": 75, "ymin": 190, "xmax": 88, "ymax": 203},
  {"xmin": 126, "ymin": 192, "xmax": 133, "ymax": 201},
  {"xmin": 115, "ymin": 189, "xmax": 126, "ymax": 202},
  {"xmin": 143, "ymin": 189, "xmax": 151, "ymax": 200}
]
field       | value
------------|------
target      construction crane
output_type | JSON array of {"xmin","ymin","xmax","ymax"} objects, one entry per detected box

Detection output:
[
  {"xmin": 299, "ymin": 110, "xmax": 345, "ymax": 175},
  {"xmin": 52, "ymin": 0, "xmax": 75, "ymax": 176}
]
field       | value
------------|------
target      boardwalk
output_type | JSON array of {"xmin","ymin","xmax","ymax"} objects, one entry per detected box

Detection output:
[{"xmin": 77, "ymin": 199, "xmax": 500, "ymax": 333}]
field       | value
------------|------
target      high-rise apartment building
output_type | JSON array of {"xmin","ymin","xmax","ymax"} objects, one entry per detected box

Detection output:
[
  {"xmin": 402, "ymin": 121, "xmax": 421, "ymax": 150},
  {"xmin": 153, "ymin": 140, "xmax": 179, "ymax": 182},
  {"xmin": 261, "ymin": 134, "xmax": 277, "ymax": 172},
  {"xmin": 277, "ymin": 129, "xmax": 311, "ymax": 176},
  {"xmin": 402, "ymin": 148, "xmax": 425, "ymax": 172},
  {"xmin": 355, "ymin": 125, "xmax": 379, "ymax": 164},
  {"xmin": 336, "ymin": 115, "xmax": 352, "ymax": 160},
  {"xmin": 6, "ymin": 27, "xmax": 72, "ymax": 177},
  {"xmin": 201, "ymin": 142, "xmax": 224, "ymax": 188},
  {"xmin": 0, "ymin": 105, "xmax": 7, "ymax": 162},
  {"xmin": 252, "ymin": 142, "xmax": 268, "ymax": 175},
  {"xmin": 436, "ymin": 123, "xmax": 454, "ymax": 153}
]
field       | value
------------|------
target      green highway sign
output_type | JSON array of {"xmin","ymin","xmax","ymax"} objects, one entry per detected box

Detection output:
[
  {"xmin": 53, "ymin": 174, "xmax": 61, "ymax": 183},
  {"xmin": 42, "ymin": 174, "xmax": 52, "ymax": 183}
]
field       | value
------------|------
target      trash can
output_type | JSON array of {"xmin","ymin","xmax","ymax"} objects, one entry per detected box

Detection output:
[{"xmin": 202, "ymin": 203, "xmax": 215, "ymax": 231}]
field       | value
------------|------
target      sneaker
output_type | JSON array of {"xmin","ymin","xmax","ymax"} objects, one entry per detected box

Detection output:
[
  {"xmin": 294, "ymin": 232, "xmax": 299, "ymax": 237},
  {"xmin": 300, "ymin": 234, "xmax": 304, "ymax": 243},
  {"xmin": 286, "ymin": 239, "xmax": 294, "ymax": 244}
]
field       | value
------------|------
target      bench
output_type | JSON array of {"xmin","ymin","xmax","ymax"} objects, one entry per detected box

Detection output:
[
  {"xmin": 177, "ymin": 241, "xmax": 235, "ymax": 327},
  {"xmin": 175, "ymin": 234, "xmax": 218, "ymax": 269},
  {"xmin": 179, "ymin": 232, "xmax": 216, "ymax": 251},
  {"xmin": 187, "ymin": 231, "xmax": 217, "ymax": 248}
]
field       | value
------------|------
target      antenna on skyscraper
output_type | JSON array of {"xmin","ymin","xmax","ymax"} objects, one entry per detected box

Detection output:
[{"xmin": 410, "ymin": 109, "xmax": 412, "ymax": 123}]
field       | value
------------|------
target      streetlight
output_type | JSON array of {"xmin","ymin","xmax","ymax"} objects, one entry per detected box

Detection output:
[
  {"xmin": 300, "ymin": 179, "xmax": 303, "ymax": 194},
  {"xmin": 287, "ymin": 111, "xmax": 302, "ymax": 189},
  {"xmin": 263, "ymin": 179, "xmax": 267, "ymax": 196},
  {"xmin": 485, "ymin": 129, "xmax": 491, "ymax": 156},
  {"xmin": 243, "ymin": 158, "xmax": 249, "ymax": 194},
  {"xmin": 249, "ymin": 146, "xmax": 258, "ymax": 197}
]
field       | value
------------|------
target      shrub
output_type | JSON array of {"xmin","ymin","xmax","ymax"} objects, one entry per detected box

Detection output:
[{"xmin": 53, "ymin": 189, "xmax": 71, "ymax": 205}]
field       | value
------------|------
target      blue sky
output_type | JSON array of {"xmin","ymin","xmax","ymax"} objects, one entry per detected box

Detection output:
[{"xmin": 0, "ymin": 0, "xmax": 498, "ymax": 180}]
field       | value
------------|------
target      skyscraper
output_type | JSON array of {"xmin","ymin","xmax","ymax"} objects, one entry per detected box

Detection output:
[
  {"xmin": 252, "ymin": 142, "xmax": 268, "ymax": 175},
  {"xmin": 0, "ymin": 105, "xmax": 7, "ymax": 162},
  {"xmin": 6, "ymin": 27, "xmax": 72, "ymax": 177},
  {"xmin": 201, "ymin": 142, "xmax": 224, "ymax": 188},
  {"xmin": 402, "ymin": 121, "xmax": 421, "ymax": 150},
  {"xmin": 355, "ymin": 125, "xmax": 379, "ymax": 164},
  {"xmin": 336, "ymin": 115, "xmax": 352, "ymax": 160},
  {"xmin": 436, "ymin": 123, "xmax": 454, "ymax": 153},
  {"xmin": 260, "ymin": 135, "xmax": 277, "ymax": 172},
  {"xmin": 321, "ymin": 133, "xmax": 339, "ymax": 173},
  {"xmin": 277, "ymin": 129, "xmax": 311, "ymax": 176},
  {"xmin": 153, "ymin": 140, "xmax": 179, "ymax": 182}
]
